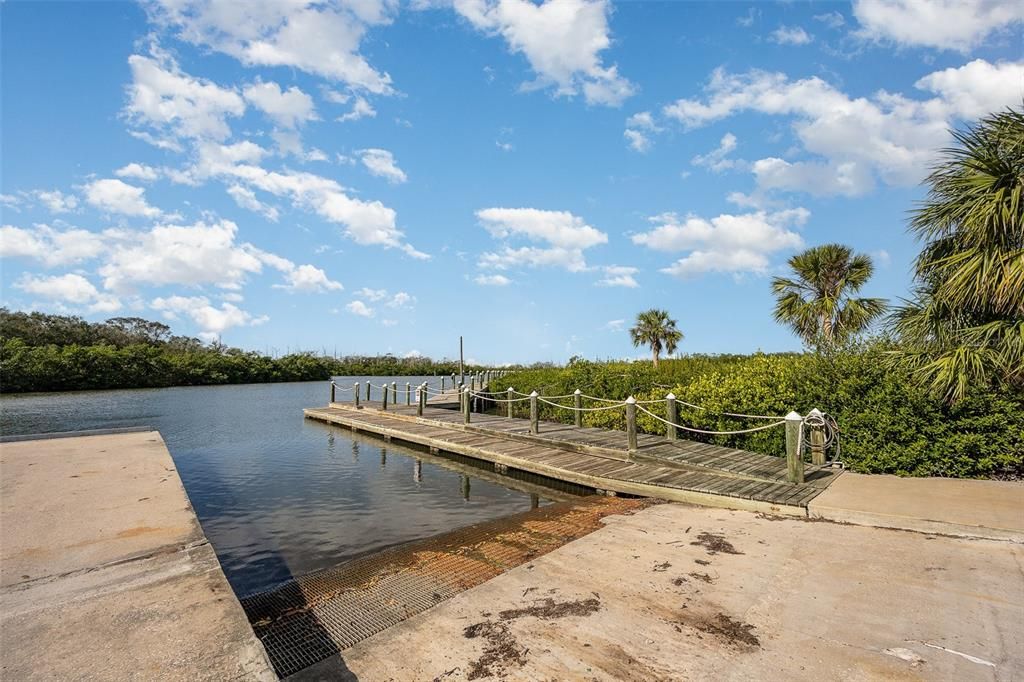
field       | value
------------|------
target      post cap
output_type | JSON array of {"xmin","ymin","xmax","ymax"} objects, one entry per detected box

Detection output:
[
  {"xmin": 463, "ymin": 386, "xmax": 470, "ymax": 393},
  {"xmin": 666, "ymin": 392, "xmax": 676, "ymax": 400},
  {"xmin": 785, "ymin": 410, "xmax": 802, "ymax": 421},
  {"xmin": 625, "ymin": 396, "xmax": 636, "ymax": 404},
  {"xmin": 508, "ymin": 386, "xmax": 514, "ymax": 392},
  {"xmin": 807, "ymin": 407, "xmax": 823, "ymax": 417},
  {"xmin": 354, "ymin": 382, "xmax": 360, "ymax": 385},
  {"xmin": 574, "ymin": 389, "xmax": 582, "ymax": 395},
  {"xmin": 530, "ymin": 391, "xmax": 539, "ymax": 397}
]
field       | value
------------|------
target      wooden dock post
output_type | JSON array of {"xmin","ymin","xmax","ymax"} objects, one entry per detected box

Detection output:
[
  {"xmin": 354, "ymin": 383, "xmax": 360, "ymax": 407},
  {"xmin": 625, "ymin": 396, "xmax": 638, "ymax": 452},
  {"xmin": 807, "ymin": 408, "xmax": 826, "ymax": 465},
  {"xmin": 529, "ymin": 391, "xmax": 539, "ymax": 434},
  {"xmin": 330, "ymin": 381, "xmax": 336, "ymax": 403},
  {"xmin": 418, "ymin": 383, "xmax": 426, "ymax": 416},
  {"xmin": 406, "ymin": 382, "xmax": 411, "ymax": 405},
  {"xmin": 785, "ymin": 411, "xmax": 805, "ymax": 484},
  {"xmin": 382, "ymin": 384, "xmax": 389, "ymax": 411},
  {"xmin": 365, "ymin": 382, "xmax": 371, "ymax": 401},
  {"xmin": 471, "ymin": 376, "xmax": 476, "ymax": 392},
  {"xmin": 665, "ymin": 393, "xmax": 678, "ymax": 441},
  {"xmin": 463, "ymin": 387, "xmax": 471, "ymax": 424},
  {"xmin": 573, "ymin": 389, "xmax": 582, "ymax": 428},
  {"xmin": 507, "ymin": 388, "xmax": 514, "ymax": 419},
  {"xmin": 441, "ymin": 376, "xmax": 446, "ymax": 391},
  {"xmin": 391, "ymin": 382, "xmax": 397, "ymax": 404}
]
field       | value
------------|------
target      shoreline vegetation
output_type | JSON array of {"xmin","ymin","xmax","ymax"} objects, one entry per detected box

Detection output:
[{"xmin": 0, "ymin": 309, "xmax": 488, "ymax": 393}]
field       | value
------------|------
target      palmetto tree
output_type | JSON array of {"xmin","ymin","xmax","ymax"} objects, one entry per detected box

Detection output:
[
  {"xmin": 771, "ymin": 244, "xmax": 887, "ymax": 349},
  {"xmin": 629, "ymin": 309, "xmax": 683, "ymax": 368},
  {"xmin": 891, "ymin": 107, "xmax": 1024, "ymax": 403}
]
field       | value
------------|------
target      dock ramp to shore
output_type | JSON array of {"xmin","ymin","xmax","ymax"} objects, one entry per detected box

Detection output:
[{"xmin": 305, "ymin": 390, "xmax": 842, "ymax": 516}]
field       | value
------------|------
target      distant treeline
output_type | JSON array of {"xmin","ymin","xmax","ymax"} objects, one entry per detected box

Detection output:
[{"xmin": 0, "ymin": 309, "xmax": 496, "ymax": 393}]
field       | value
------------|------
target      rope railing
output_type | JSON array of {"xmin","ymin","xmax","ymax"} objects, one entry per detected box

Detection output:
[{"xmin": 328, "ymin": 377, "xmax": 839, "ymax": 482}]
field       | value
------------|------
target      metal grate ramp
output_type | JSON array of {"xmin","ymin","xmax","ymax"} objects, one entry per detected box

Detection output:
[{"xmin": 240, "ymin": 496, "xmax": 652, "ymax": 678}]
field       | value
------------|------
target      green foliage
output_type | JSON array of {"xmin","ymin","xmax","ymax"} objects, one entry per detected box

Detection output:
[
  {"xmin": 892, "ymin": 106, "xmax": 1024, "ymax": 402},
  {"xmin": 0, "ymin": 309, "xmax": 492, "ymax": 393},
  {"xmin": 629, "ymin": 309, "xmax": 683, "ymax": 368},
  {"xmin": 772, "ymin": 243, "xmax": 887, "ymax": 349},
  {"xmin": 493, "ymin": 344, "xmax": 1023, "ymax": 479}
]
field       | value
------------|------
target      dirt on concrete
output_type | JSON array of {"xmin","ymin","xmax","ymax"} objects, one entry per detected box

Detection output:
[
  {"xmin": 689, "ymin": 531, "xmax": 743, "ymax": 555},
  {"xmin": 688, "ymin": 613, "xmax": 760, "ymax": 648}
]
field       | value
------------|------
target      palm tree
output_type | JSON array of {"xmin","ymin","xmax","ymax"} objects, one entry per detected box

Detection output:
[
  {"xmin": 891, "ymin": 107, "xmax": 1024, "ymax": 403},
  {"xmin": 771, "ymin": 244, "xmax": 887, "ymax": 349},
  {"xmin": 629, "ymin": 309, "xmax": 683, "ymax": 368}
]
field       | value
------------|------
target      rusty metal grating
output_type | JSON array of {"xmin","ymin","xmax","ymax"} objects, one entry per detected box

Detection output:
[{"xmin": 240, "ymin": 496, "xmax": 652, "ymax": 678}]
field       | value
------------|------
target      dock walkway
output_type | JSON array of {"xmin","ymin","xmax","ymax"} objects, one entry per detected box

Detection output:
[{"xmin": 304, "ymin": 398, "xmax": 843, "ymax": 515}]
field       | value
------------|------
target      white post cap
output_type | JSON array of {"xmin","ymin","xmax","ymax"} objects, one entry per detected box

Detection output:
[
  {"xmin": 666, "ymin": 392, "xmax": 676, "ymax": 400},
  {"xmin": 574, "ymin": 389, "xmax": 582, "ymax": 395},
  {"xmin": 625, "ymin": 396, "xmax": 636, "ymax": 404},
  {"xmin": 785, "ymin": 411, "xmax": 802, "ymax": 421},
  {"xmin": 807, "ymin": 407, "xmax": 823, "ymax": 418},
  {"xmin": 508, "ymin": 387, "xmax": 514, "ymax": 392},
  {"xmin": 530, "ymin": 391, "xmax": 539, "ymax": 397}
]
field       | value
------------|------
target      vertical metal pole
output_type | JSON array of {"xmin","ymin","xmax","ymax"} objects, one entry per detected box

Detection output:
[
  {"xmin": 666, "ymin": 393, "xmax": 678, "ymax": 441},
  {"xmin": 406, "ymin": 382, "xmax": 411, "ymax": 405},
  {"xmin": 785, "ymin": 411, "xmax": 805, "ymax": 484},
  {"xmin": 573, "ymin": 389, "xmax": 582, "ymax": 428},
  {"xmin": 463, "ymin": 387, "xmax": 471, "ymax": 424},
  {"xmin": 507, "ymin": 387, "xmax": 514, "ymax": 419},
  {"xmin": 354, "ymin": 383, "xmax": 360, "ymax": 408},
  {"xmin": 625, "ymin": 397, "xmax": 637, "ymax": 452},
  {"xmin": 529, "ymin": 391, "xmax": 539, "ymax": 434}
]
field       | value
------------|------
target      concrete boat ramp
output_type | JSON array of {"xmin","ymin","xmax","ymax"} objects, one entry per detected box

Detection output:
[{"xmin": 0, "ymin": 429, "xmax": 275, "ymax": 680}]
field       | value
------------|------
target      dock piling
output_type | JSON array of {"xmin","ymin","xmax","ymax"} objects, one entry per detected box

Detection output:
[
  {"xmin": 625, "ymin": 396, "xmax": 638, "ymax": 452},
  {"xmin": 666, "ymin": 393, "xmax": 678, "ymax": 441},
  {"xmin": 391, "ymin": 382, "xmax": 397, "ymax": 404},
  {"xmin": 463, "ymin": 387, "xmax": 471, "ymax": 423},
  {"xmin": 354, "ymin": 383, "xmax": 360, "ymax": 407},
  {"xmin": 406, "ymin": 382, "xmax": 412, "ymax": 405},
  {"xmin": 785, "ymin": 412, "xmax": 805, "ymax": 484},
  {"xmin": 573, "ymin": 389, "xmax": 582, "ymax": 428},
  {"xmin": 366, "ymin": 382, "xmax": 371, "ymax": 401},
  {"xmin": 330, "ymin": 381, "xmax": 336, "ymax": 403},
  {"xmin": 382, "ymin": 384, "xmax": 389, "ymax": 411},
  {"xmin": 807, "ymin": 408, "xmax": 826, "ymax": 465},
  {"xmin": 507, "ymin": 388, "xmax": 514, "ymax": 419},
  {"xmin": 529, "ymin": 391, "xmax": 539, "ymax": 434}
]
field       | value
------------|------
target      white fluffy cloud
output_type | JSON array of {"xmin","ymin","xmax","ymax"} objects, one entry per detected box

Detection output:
[
  {"xmin": 33, "ymin": 190, "xmax": 79, "ymax": 213},
  {"xmin": 274, "ymin": 264, "xmax": 343, "ymax": 293},
  {"xmin": 16, "ymin": 273, "xmax": 121, "ymax": 313},
  {"xmin": 352, "ymin": 287, "xmax": 413, "ymax": 306},
  {"xmin": 147, "ymin": 0, "xmax": 396, "ymax": 93},
  {"xmin": 475, "ymin": 274, "xmax": 512, "ymax": 286},
  {"xmin": 115, "ymin": 163, "xmax": 161, "ymax": 182},
  {"xmin": 595, "ymin": 265, "xmax": 638, "ymax": 288},
  {"xmin": 476, "ymin": 207, "xmax": 607, "ymax": 273},
  {"xmin": 662, "ymin": 60, "xmax": 1024, "ymax": 196},
  {"xmin": 124, "ymin": 51, "xmax": 245, "ymax": 145},
  {"xmin": 337, "ymin": 96, "xmax": 377, "ymax": 122},
  {"xmin": 852, "ymin": 0, "xmax": 1024, "ymax": 52},
  {"xmin": 691, "ymin": 133, "xmax": 740, "ymax": 172},
  {"xmin": 243, "ymin": 81, "xmax": 318, "ymax": 128},
  {"xmin": 151, "ymin": 295, "xmax": 268, "ymax": 338},
  {"xmin": 770, "ymin": 26, "xmax": 813, "ymax": 45},
  {"xmin": 345, "ymin": 300, "xmax": 374, "ymax": 317},
  {"xmin": 359, "ymin": 148, "xmax": 408, "ymax": 184},
  {"xmin": 632, "ymin": 209, "xmax": 807, "ymax": 277},
  {"xmin": 226, "ymin": 184, "xmax": 280, "ymax": 221},
  {"xmin": 624, "ymin": 111, "xmax": 661, "ymax": 152},
  {"xmin": 0, "ymin": 224, "xmax": 106, "ymax": 267},
  {"xmin": 454, "ymin": 0, "xmax": 634, "ymax": 106},
  {"xmin": 82, "ymin": 178, "xmax": 162, "ymax": 217}
]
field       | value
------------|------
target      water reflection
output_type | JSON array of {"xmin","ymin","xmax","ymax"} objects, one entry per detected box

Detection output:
[{"xmin": 0, "ymin": 379, "xmax": 574, "ymax": 596}]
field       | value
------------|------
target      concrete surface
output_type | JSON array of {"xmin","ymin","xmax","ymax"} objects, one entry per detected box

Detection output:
[
  {"xmin": 0, "ymin": 431, "xmax": 275, "ymax": 681},
  {"xmin": 809, "ymin": 473, "xmax": 1024, "ymax": 541},
  {"xmin": 295, "ymin": 503, "xmax": 1024, "ymax": 681}
]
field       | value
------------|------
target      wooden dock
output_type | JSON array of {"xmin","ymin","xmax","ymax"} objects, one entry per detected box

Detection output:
[{"xmin": 304, "ymin": 395, "xmax": 843, "ymax": 516}]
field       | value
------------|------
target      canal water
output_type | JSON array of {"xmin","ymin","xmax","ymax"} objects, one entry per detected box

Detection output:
[{"xmin": 0, "ymin": 378, "xmax": 570, "ymax": 597}]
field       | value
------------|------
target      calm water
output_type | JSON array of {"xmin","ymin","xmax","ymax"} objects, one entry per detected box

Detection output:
[{"xmin": 0, "ymin": 378, "xmax": 564, "ymax": 596}]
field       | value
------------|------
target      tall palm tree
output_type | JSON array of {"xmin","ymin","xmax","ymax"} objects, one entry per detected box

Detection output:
[
  {"xmin": 772, "ymin": 244, "xmax": 887, "ymax": 349},
  {"xmin": 629, "ymin": 309, "xmax": 682, "ymax": 368},
  {"xmin": 891, "ymin": 106, "xmax": 1024, "ymax": 403}
]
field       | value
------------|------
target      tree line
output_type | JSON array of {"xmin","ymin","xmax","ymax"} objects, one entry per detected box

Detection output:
[{"xmin": 0, "ymin": 310, "xmax": 492, "ymax": 393}]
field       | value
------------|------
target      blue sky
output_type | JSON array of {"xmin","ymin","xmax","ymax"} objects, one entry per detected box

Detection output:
[{"xmin": 1, "ymin": 1, "xmax": 1021, "ymax": 364}]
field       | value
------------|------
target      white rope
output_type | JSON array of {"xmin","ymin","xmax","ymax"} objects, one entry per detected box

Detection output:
[
  {"xmin": 635, "ymin": 404, "xmax": 786, "ymax": 436},
  {"xmin": 468, "ymin": 390, "xmax": 533, "ymax": 403},
  {"xmin": 537, "ymin": 396, "xmax": 626, "ymax": 412}
]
